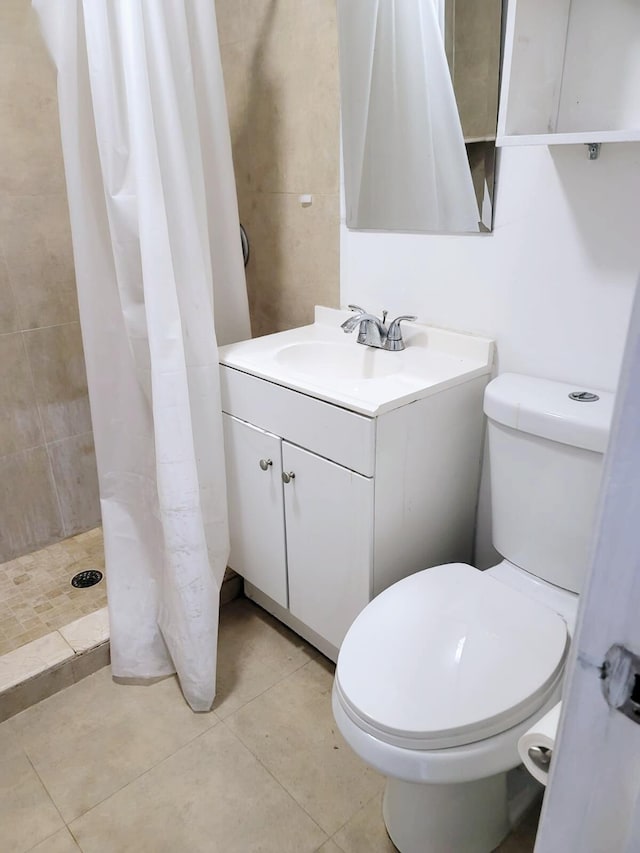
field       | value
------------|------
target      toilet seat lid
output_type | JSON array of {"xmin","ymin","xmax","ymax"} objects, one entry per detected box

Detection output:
[{"xmin": 335, "ymin": 564, "xmax": 569, "ymax": 750}]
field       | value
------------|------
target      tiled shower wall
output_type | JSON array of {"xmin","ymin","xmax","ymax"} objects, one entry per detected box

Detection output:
[
  {"xmin": 215, "ymin": 0, "xmax": 341, "ymax": 336},
  {"xmin": 0, "ymin": 1, "xmax": 100, "ymax": 562},
  {"xmin": 0, "ymin": 0, "xmax": 339, "ymax": 558}
]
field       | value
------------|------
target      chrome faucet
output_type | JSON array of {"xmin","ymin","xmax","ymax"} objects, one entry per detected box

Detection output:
[
  {"xmin": 341, "ymin": 305, "xmax": 417, "ymax": 351},
  {"xmin": 341, "ymin": 305, "xmax": 388, "ymax": 347}
]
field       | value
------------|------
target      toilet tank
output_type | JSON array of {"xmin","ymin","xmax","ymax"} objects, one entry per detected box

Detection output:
[{"xmin": 484, "ymin": 374, "xmax": 614, "ymax": 594}]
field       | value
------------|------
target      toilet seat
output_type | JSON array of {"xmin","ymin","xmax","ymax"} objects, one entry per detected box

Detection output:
[{"xmin": 335, "ymin": 564, "xmax": 569, "ymax": 751}]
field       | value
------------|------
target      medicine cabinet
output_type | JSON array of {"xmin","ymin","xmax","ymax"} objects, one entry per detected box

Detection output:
[{"xmin": 497, "ymin": 0, "xmax": 640, "ymax": 148}]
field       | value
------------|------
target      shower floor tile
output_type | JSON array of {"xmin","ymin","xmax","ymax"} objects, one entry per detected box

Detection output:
[{"xmin": 0, "ymin": 528, "xmax": 106, "ymax": 656}]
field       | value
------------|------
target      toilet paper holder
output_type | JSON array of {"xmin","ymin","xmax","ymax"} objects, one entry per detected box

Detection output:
[{"xmin": 527, "ymin": 745, "xmax": 552, "ymax": 772}]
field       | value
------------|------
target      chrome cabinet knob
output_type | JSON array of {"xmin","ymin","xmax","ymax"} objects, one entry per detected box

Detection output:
[
  {"xmin": 282, "ymin": 471, "xmax": 295, "ymax": 484},
  {"xmin": 259, "ymin": 459, "xmax": 272, "ymax": 471}
]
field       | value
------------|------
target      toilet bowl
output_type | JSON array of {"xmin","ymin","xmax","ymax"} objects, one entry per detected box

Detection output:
[
  {"xmin": 332, "ymin": 373, "xmax": 613, "ymax": 853},
  {"xmin": 332, "ymin": 561, "xmax": 576, "ymax": 853}
]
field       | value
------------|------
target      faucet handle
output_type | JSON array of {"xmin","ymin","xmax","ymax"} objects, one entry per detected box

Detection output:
[
  {"xmin": 341, "ymin": 305, "xmax": 369, "ymax": 333},
  {"xmin": 385, "ymin": 315, "xmax": 417, "ymax": 351},
  {"xmin": 387, "ymin": 315, "xmax": 418, "ymax": 339}
]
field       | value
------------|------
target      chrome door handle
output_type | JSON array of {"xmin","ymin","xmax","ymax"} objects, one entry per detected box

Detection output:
[
  {"xmin": 259, "ymin": 459, "xmax": 272, "ymax": 471},
  {"xmin": 282, "ymin": 471, "xmax": 295, "ymax": 484}
]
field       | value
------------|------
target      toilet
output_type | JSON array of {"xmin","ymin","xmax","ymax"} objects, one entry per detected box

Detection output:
[{"xmin": 332, "ymin": 373, "xmax": 613, "ymax": 853}]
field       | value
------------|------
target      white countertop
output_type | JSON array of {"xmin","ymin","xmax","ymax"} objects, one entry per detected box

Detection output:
[{"xmin": 218, "ymin": 307, "xmax": 495, "ymax": 417}]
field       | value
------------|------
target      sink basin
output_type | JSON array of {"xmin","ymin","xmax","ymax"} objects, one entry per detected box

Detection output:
[
  {"xmin": 275, "ymin": 341, "xmax": 401, "ymax": 381},
  {"xmin": 218, "ymin": 307, "xmax": 494, "ymax": 416}
]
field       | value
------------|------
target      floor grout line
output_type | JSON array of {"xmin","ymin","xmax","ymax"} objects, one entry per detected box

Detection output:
[
  {"xmin": 24, "ymin": 827, "xmax": 74, "ymax": 853},
  {"xmin": 67, "ymin": 823, "xmax": 84, "ymax": 852},
  {"xmin": 23, "ymin": 750, "xmax": 68, "ymax": 847},
  {"xmin": 57, "ymin": 694, "xmax": 222, "ymax": 828},
  {"xmin": 219, "ymin": 713, "xmax": 331, "ymax": 845},
  {"xmin": 216, "ymin": 653, "xmax": 369, "ymax": 844},
  {"xmin": 328, "ymin": 790, "xmax": 388, "ymax": 852},
  {"xmin": 213, "ymin": 649, "xmax": 316, "ymax": 723}
]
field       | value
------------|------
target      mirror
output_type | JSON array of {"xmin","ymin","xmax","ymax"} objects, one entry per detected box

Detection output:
[{"xmin": 337, "ymin": 0, "xmax": 502, "ymax": 234}]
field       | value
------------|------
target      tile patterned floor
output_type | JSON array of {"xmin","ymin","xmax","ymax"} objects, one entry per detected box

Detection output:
[
  {"xmin": 0, "ymin": 529, "xmax": 106, "ymax": 656},
  {"xmin": 0, "ymin": 598, "xmax": 541, "ymax": 852}
]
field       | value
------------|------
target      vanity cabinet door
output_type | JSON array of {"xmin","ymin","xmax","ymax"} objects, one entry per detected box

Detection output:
[
  {"xmin": 282, "ymin": 443, "xmax": 373, "ymax": 649},
  {"xmin": 223, "ymin": 415, "xmax": 288, "ymax": 608}
]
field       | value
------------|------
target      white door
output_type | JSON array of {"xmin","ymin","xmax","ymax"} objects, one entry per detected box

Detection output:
[
  {"xmin": 535, "ymin": 292, "xmax": 640, "ymax": 852},
  {"xmin": 223, "ymin": 415, "xmax": 288, "ymax": 607},
  {"xmin": 283, "ymin": 443, "xmax": 374, "ymax": 649}
]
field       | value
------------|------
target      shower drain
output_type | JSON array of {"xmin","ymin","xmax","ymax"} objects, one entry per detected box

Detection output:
[{"xmin": 71, "ymin": 569, "xmax": 103, "ymax": 589}]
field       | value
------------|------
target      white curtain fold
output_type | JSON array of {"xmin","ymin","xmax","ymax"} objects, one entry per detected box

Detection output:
[
  {"xmin": 338, "ymin": 0, "xmax": 480, "ymax": 233},
  {"xmin": 34, "ymin": 0, "xmax": 250, "ymax": 710}
]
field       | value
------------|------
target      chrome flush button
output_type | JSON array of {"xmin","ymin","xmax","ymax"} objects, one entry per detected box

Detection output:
[{"xmin": 568, "ymin": 391, "xmax": 600, "ymax": 402}]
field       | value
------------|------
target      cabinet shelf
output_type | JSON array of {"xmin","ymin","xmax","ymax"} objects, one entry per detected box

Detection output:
[
  {"xmin": 497, "ymin": 0, "xmax": 640, "ymax": 148},
  {"xmin": 497, "ymin": 129, "xmax": 640, "ymax": 148}
]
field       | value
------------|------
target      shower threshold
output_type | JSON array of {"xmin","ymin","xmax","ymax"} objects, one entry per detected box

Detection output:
[
  {"xmin": 0, "ymin": 525, "xmax": 109, "ymax": 723},
  {"xmin": 0, "ymin": 527, "xmax": 241, "ymax": 721},
  {"xmin": 0, "ymin": 564, "xmax": 241, "ymax": 723},
  {"xmin": 0, "ymin": 606, "xmax": 110, "ymax": 723}
]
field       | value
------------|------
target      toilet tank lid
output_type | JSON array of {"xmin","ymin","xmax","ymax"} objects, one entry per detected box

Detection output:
[{"xmin": 484, "ymin": 373, "xmax": 614, "ymax": 453}]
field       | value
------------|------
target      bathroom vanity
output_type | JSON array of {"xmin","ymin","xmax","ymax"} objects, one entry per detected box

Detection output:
[{"xmin": 219, "ymin": 307, "xmax": 494, "ymax": 661}]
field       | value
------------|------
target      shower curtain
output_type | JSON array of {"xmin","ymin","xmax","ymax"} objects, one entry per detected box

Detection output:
[
  {"xmin": 34, "ymin": 0, "xmax": 251, "ymax": 711},
  {"xmin": 338, "ymin": 0, "xmax": 481, "ymax": 232}
]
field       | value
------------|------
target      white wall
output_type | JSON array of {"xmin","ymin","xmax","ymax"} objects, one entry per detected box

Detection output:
[
  {"xmin": 340, "ymin": 143, "xmax": 640, "ymax": 565},
  {"xmin": 341, "ymin": 144, "xmax": 640, "ymax": 392}
]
